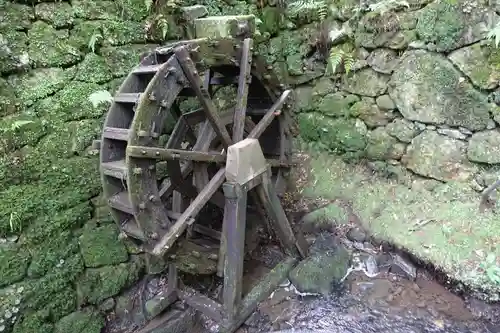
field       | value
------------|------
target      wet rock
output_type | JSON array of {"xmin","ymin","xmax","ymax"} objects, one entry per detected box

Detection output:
[
  {"xmin": 342, "ymin": 68, "xmax": 390, "ymax": 97},
  {"xmin": 389, "ymin": 50, "xmax": 494, "ymax": 131},
  {"xmin": 389, "ymin": 254, "xmax": 417, "ymax": 281},
  {"xmin": 402, "ymin": 130, "xmax": 476, "ymax": 181},
  {"xmin": 289, "ymin": 243, "xmax": 350, "ymax": 296},
  {"xmin": 448, "ymin": 44, "xmax": 500, "ymax": 90},
  {"xmin": 346, "ymin": 227, "xmax": 367, "ymax": 243},
  {"xmin": 376, "ymin": 94, "xmax": 396, "ymax": 110},
  {"xmin": 300, "ymin": 202, "xmax": 349, "ymax": 233},
  {"xmin": 367, "ymin": 48, "xmax": 399, "ymax": 74},
  {"xmin": 386, "ymin": 118, "xmax": 420, "ymax": 143},
  {"xmin": 415, "ymin": 0, "xmax": 499, "ymax": 52},
  {"xmin": 467, "ymin": 130, "xmax": 500, "ymax": 164}
]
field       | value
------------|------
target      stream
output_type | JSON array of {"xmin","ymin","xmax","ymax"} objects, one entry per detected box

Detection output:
[{"xmin": 105, "ymin": 233, "xmax": 500, "ymax": 333}]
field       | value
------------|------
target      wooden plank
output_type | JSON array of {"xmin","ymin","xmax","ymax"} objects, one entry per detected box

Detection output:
[
  {"xmin": 248, "ymin": 90, "xmax": 291, "ymax": 140},
  {"xmin": 103, "ymin": 127, "xmax": 130, "ymax": 141},
  {"xmin": 232, "ymin": 38, "xmax": 253, "ymax": 142},
  {"xmin": 152, "ymin": 168, "xmax": 226, "ymax": 256},
  {"xmin": 127, "ymin": 146, "xmax": 226, "ymax": 163},
  {"xmin": 178, "ymin": 287, "xmax": 223, "ymax": 322},
  {"xmin": 256, "ymin": 169, "xmax": 308, "ymax": 258},
  {"xmin": 159, "ymin": 163, "xmax": 193, "ymax": 198},
  {"xmin": 174, "ymin": 46, "xmax": 233, "ymax": 148},
  {"xmin": 221, "ymin": 183, "xmax": 248, "ymax": 321},
  {"xmin": 221, "ymin": 257, "xmax": 297, "ymax": 333}
]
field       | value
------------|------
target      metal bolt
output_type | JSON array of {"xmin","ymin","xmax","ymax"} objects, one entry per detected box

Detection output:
[
  {"xmin": 267, "ymin": 65, "xmax": 273, "ymax": 70},
  {"xmin": 155, "ymin": 151, "xmax": 160, "ymax": 156},
  {"xmin": 150, "ymin": 232, "xmax": 159, "ymax": 240},
  {"xmin": 148, "ymin": 164, "xmax": 155, "ymax": 170},
  {"xmin": 118, "ymin": 232, "xmax": 128, "ymax": 240},
  {"xmin": 148, "ymin": 195, "xmax": 156, "ymax": 201},
  {"xmin": 133, "ymin": 167, "xmax": 143, "ymax": 175},
  {"xmin": 264, "ymin": 74, "xmax": 271, "ymax": 80},
  {"xmin": 208, "ymin": 253, "xmax": 218, "ymax": 261},
  {"xmin": 191, "ymin": 251, "xmax": 201, "ymax": 258},
  {"xmin": 138, "ymin": 202, "xmax": 146, "ymax": 209},
  {"xmin": 170, "ymin": 254, "xmax": 176, "ymax": 259},
  {"xmin": 138, "ymin": 130, "xmax": 149, "ymax": 137},
  {"xmin": 141, "ymin": 150, "xmax": 147, "ymax": 155},
  {"xmin": 193, "ymin": 70, "xmax": 198, "ymax": 75}
]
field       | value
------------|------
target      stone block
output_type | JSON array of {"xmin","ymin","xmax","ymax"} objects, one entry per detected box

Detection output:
[
  {"xmin": 225, "ymin": 138, "xmax": 267, "ymax": 185},
  {"xmin": 194, "ymin": 15, "xmax": 256, "ymax": 39}
]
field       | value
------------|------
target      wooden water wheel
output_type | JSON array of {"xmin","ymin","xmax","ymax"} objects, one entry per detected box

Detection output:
[{"xmin": 99, "ymin": 11, "xmax": 307, "ymax": 333}]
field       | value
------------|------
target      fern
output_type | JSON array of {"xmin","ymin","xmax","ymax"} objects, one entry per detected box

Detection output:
[
  {"xmin": 88, "ymin": 32, "xmax": 102, "ymax": 53},
  {"xmin": 144, "ymin": 0, "xmax": 154, "ymax": 12},
  {"xmin": 488, "ymin": 22, "xmax": 500, "ymax": 48},
  {"xmin": 327, "ymin": 45, "xmax": 355, "ymax": 75}
]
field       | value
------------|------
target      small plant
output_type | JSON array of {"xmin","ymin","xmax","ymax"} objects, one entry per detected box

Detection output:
[
  {"xmin": 88, "ymin": 90, "xmax": 113, "ymax": 108},
  {"xmin": 487, "ymin": 22, "xmax": 500, "ymax": 48},
  {"xmin": 480, "ymin": 253, "xmax": 500, "ymax": 285},
  {"xmin": 88, "ymin": 32, "xmax": 102, "ymax": 53}
]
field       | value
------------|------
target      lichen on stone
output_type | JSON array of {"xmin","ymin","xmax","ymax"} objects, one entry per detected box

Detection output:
[{"xmin": 35, "ymin": 2, "xmax": 74, "ymax": 28}]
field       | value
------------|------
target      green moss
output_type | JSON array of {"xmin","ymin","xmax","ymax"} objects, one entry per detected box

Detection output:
[
  {"xmin": 0, "ymin": 158, "xmax": 100, "ymax": 237},
  {"xmin": 74, "ymin": 53, "xmax": 112, "ymax": 84},
  {"xmin": 35, "ymin": 81, "xmax": 108, "ymax": 122},
  {"xmin": 101, "ymin": 44, "xmax": 157, "ymax": 78},
  {"xmin": 76, "ymin": 257, "xmax": 144, "ymax": 305},
  {"xmin": 0, "ymin": 78, "xmax": 22, "ymax": 117},
  {"xmin": 79, "ymin": 222, "xmax": 128, "ymax": 268},
  {"xmin": 0, "ymin": 244, "xmax": 30, "ymax": 288},
  {"xmin": 0, "ymin": 30, "xmax": 30, "ymax": 75},
  {"xmin": 68, "ymin": 20, "xmax": 105, "ymax": 52},
  {"xmin": 102, "ymin": 20, "xmax": 146, "ymax": 46},
  {"xmin": 28, "ymin": 21, "xmax": 82, "ymax": 68},
  {"xmin": 0, "ymin": 112, "xmax": 49, "ymax": 155},
  {"xmin": 0, "ymin": 3, "xmax": 34, "ymax": 31},
  {"xmin": 13, "ymin": 310, "xmax": 54, "ymax": 333},
  {"xmin": 260, "ymin": 6, "xmax": 283, "ymax": 36},
  {"xmin": 365, "ymin": 127, "xmax": 399, "ymax": 160},
  {"xmin": 35, "ymin": 3, "xmax": 74, "ymax": 28},
  {"xmin": 8, "ymin": 68, "xmax": 74, "ymax": 106},
  {"xmin": 316, "ymin": 93, "xmax": 353, "ymax": 117},
  {"xmin": 54, "ymin": 309, "xmax": 104, "ymax": 333},
  {"xmin": 23, "ymin": 203, "xmax": 93, "ymax": 245},
  {"xmin": 72, "ymin": 0, "xmax": 120, "ymax": 20},
  {"xmin": 416, "ymin": 0, "xmax": 463, "ymax": 52},
  {"xmin": 27, "ymin": 231, "xmax": 81, "ymax": 278},
  {"xmin": 118, "ymin": 0, "xmax": 149, "ymax": 21}
]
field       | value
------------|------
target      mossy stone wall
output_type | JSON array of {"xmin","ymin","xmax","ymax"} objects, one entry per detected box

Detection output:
[{"xmin": 0, "ymin": 0, "xmax": 169, "ymax": 331}]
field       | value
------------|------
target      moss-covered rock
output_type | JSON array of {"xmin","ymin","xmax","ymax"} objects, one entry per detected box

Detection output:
[
  {"xmin": 8, "ymin": 68, "xmax": 74, "ymax": 106},
  {"xmin": 0, "ymin": 3, "xmax": 34, "ymax": 31},
  {"xmin": 402, "ymin": 130, "xmax": 476, "ymax": 181},
  {"xmin": 28, "ymin": 21, "xmax": 82, "ymax": 68},
  {"xmin": 12, "ymin": 310, "xmax": 53, "ymax": 333},
  {"xmin": 289, "ymin": 244, "xmax": 350, "ymax": 295},
  {"xmin": 316, "ymin": 93, "xmax": 354, "ymax": 117},
  {"xmin": 0, "ymin": 244, "xmax": 30, "ymax": 288},
  {"xmin": 354, "ymin": 29, "xmax": 417, "ymax": 50},
  {"xmin": 72, "ymin": 0, "xmax": 119, "ymax": 20},
  {"xmin": 74, "ymin": 53, "xmax": 112, "ymax": 84},
  {"xmin": 35, "ymin": 81, "xmax": 108, "ymax": 122},
  {"xmin": 35, "ymin": 3, "xmax": 74, "ymax": 28},
  {"xmin": 0, "ymin": 78, "xmax": 22, "ymax": 117},
  {"xmin": 0, "ymin": 113, "xmax": 49, "ymax": 155},
  {"xmin": 102, "ymin": 20, "xmax": 146, "ymax": 46},
  {"xmin": 415, "ymin": 0, "xmax": 499, "ymax": 52},
  {"xmin": 365, "ymin": 127, "xmax": 402, "ymax": 160},
  {"xmin": 350, "ymin": 98, "xmax": 394, "ymax": 128},
  {"xmin": 448, "ymin": 43, "xmax": 500, "ymax": 90},
  {"xmin": 0, "ymin": 30, "xmax": 30, "ymax": 75},
  {"xmin": 54, "ymin": 308, "xmax": 104, "ymax": 333},
  {"xmin": 0, "ymin": 158, "xmax": 100, "ymax": 237},
  {"xmin": 260, "ymin": 6, "xmax": 283, "ymax": 36},
  {"xmin": 76, "ymin": 257, "xmax": 144, "ymax": 305},
  {"xmin": 79, "ymin": 222, "xmax": 128, "ymax": 268},
  {"xmin": 100, "ymin": 44, "xmax": 157, "ymax": 78},
  {"xmin": 342, "ymin": 68, "xmax": 389, "ymax": 97},
  {"xmin": 386, "ymin": 118, "xmax": 420, "ymax": 143},
  {"xmin": 467, "ymin": 130, "xmax": 500, "ymax": 164},
  {"xmin": 26, "ymin": 231, "xmax": 80, "ymax": 278},
  {"xmin": 389, "ymin": 50, "xmax": 494, "ymax": 131},
  {"xmin": 68, "ymin": 20, "xmax": 105, "ymax": 52}
]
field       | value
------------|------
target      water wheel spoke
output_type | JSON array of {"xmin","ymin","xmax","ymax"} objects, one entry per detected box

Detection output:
[
  {"xmin": 232, "ymin": 38, "xmax": 253, "ymax": 142},
  {"xmin": 174, "ymin": 46, "xmax": 233, "ymax": 148},
  {"xmin": 127, "ymin": 146, "xmax": 226, "ymax": 163},
  {"xmin": 248, "ymin": 90, "xmax": 291, "ymax": 139},
  {"xmin": 153, "ymin": 168, "xmax": 227, "ymax": 256}
]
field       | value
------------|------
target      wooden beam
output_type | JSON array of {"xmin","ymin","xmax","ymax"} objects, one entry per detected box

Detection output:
[
  {"xmin": 178, "ymin": 287, "xmax": 224, "ymax": 322},
  {"xmin": 232, "ymin": 38, "xmax": 253, "ymax": 142},
  {"xmin": 127, "ymin": 146, "xmax": 226, "ymax": 163},
  {"xmin": 174, "ymin": 46, "xmax": 233, "ymax": 148},
  {"xmin": 221, "ymin": 183, "xmax": 248, "ymax": 321},
  {"xmin": 248, "ymin": 90, "xmax": 291, "ymax": 139},
  {"xmin": 152, "ymin": 168, "xmax": 226, "ymax": 256}
]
